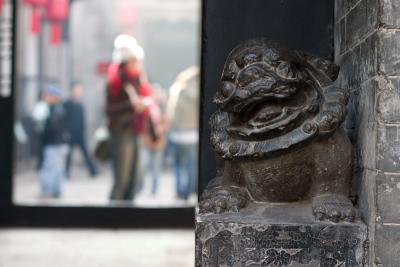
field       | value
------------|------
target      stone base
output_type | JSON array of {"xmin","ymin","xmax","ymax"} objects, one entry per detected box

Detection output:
[{"xmin": 196, "ymin": 202, "xmax": 367, "ymax": 267}]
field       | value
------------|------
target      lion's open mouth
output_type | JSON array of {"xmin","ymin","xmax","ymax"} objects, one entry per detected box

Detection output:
[{"xmin": 227, "ymin": 85, "xmax": 317, "ymax": 140}]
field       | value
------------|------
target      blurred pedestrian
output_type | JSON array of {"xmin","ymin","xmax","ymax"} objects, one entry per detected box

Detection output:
[
  {"xmin": 64, "ymin": 82, "xmax": 98, "ymax": 178},
  {"xmin": 39, "ymin": 85, "xmax": 69, "ymax": 198},
  {"xmin": 167, "ymin": 66, "xmax": 199, "ymax": 200},
  {"xmin": 106, "ymin": 35, "xmax": 152, "ymax": 201},
  {"xmin": 140, "ymin": 87, "xmax": 167, "ymax": 195},
  {"xmin": 32, "ymin": 91, "xmax": 50, "ymax": 170}
]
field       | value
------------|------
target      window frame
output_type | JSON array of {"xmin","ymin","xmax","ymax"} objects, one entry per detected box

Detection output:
[{"xmin": 0, "ymin": 1, "xmax": 196, "ymax": 228}]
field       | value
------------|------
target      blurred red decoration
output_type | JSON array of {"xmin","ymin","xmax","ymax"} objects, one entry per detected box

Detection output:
[
  {"xmin": 45, "ymin": 0, "xmax": 69, "ymax": 45},
  {"xmin": 49, "ymin": 22, "xmax": 62, "ymax": 44},
  {"xmin": 96, "ymin": 61, "xmax": 112, "ymax": 76},
  {"xmin": 0, "ymin": 0, "xmax": 3, "ymax": 15},
  {"xmin": 117, "ymin": 1, "xmax": 138, "ymax": 33},
  {"xmin": 23, "ymin": 0, "xmax": 48, "ymax": 34}
]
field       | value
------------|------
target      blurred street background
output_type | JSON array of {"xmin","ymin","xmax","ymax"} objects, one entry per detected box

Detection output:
[
  {"xmin": 14, "ymin": 163, "xmax": 197, "ymax": 206},
  {"xmin": 13, "ymin": 0, "xmax": 200, "ymax": 207},
  {"xmin": 1, "ymin": 0, "xmax": 199, "ymax": 265}
]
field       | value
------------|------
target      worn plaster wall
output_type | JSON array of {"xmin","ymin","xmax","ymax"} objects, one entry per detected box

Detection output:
[{"xmin": 335, "ymin": 0, "xmax": 400, "ymax": 265}]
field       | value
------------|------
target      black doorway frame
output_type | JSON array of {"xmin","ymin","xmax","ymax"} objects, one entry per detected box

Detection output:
[{"xmin": 0, "ymin": 1, "xmax": 195, "ymax": 228}]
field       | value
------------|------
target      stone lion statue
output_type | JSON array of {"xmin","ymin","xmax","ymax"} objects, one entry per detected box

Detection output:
[{"xmin": 199, "ymin": 38, "xmax": 357, "ymax": 222}]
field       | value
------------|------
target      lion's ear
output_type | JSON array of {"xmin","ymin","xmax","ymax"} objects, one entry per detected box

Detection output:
[{"xmin": 297, "ymin": 52, "xmax": 340, "ymax": 82}]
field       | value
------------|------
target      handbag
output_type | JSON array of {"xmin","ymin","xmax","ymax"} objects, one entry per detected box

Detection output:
[{"xmin": 93, "ymin": 127, "xmax": 111, "ymax": 162}]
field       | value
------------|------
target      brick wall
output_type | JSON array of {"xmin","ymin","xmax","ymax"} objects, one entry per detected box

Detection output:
[{"xmin": 335, "ymin": 0, "xmax": 400, "ymax": 265}]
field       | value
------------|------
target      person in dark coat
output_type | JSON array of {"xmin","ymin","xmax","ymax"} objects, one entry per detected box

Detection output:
[
  {"xmin": 64, "ymin": 82, "xmax": 98, "ymax": 178},
  {"xmin": 39, "ymin": 85, "xmax": 69, "ymax": 198}
]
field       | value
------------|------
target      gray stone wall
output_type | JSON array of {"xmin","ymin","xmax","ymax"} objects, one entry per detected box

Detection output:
[{"xmin": 335, "ymin": 0, "xmax": 400, "ymax": 265}]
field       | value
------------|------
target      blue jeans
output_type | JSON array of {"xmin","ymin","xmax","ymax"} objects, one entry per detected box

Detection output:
[
  {"xmin": 40, "ymin": 145, "xmax": 67, "ymax": 197},
  {"xmin": 174, "ymin": 143, "xmax": 197, "ymax": 200},
  {"xmin": 140, "ymin": 148, "xmax": 163, "ymax": 195}
]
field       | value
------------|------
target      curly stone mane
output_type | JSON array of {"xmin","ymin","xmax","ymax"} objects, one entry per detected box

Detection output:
[{"xmin": 210, "ymin": 38, "xmax": 348, "ymax": 160}]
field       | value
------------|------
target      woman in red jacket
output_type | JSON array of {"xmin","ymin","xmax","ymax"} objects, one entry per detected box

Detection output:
[{"xmin": 106, "ymin": 35, "xmax": 151, "ymax": 201}]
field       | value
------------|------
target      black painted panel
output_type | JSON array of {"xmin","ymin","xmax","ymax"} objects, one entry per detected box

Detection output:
[{"xmin": 199, "ymin": 0, "xmax": 334, "ymax": 193}]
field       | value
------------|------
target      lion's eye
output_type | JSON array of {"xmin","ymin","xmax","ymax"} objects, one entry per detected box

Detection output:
[
  {"xmin": 220, "ymin": 82, "xmax": 235, "ymax": 97},
  {"xmin": 276, "ymin": 61, "xmax": 297, "ymax": 80}
]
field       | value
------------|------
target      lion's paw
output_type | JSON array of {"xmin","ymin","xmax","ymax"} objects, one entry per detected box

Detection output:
[
  {"xmin": 199, "ymin": 186, "xmax": 248, "ymax": 214},
  {"xmin": 312, "ymin": 194, "xmax": 358, "ymax": 223}
]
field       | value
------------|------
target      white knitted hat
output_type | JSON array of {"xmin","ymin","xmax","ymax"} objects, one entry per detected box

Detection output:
[{"xmin": 112, "ymin": 34, "xmax": 144, "ymax": 64}]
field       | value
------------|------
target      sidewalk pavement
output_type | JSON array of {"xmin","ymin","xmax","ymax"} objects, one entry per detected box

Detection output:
[
  {"xmin": 14, "ymin": 163, "xmax": 197, "ymax": 207},
  {"xmin": 0, "ymin": 228, "xmax": 194, "ymax": 267}
]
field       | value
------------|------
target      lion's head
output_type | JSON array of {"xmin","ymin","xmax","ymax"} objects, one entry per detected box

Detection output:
[{"xmin": 210, "ymin": 38, "xmax": 348, "ymax": 160}]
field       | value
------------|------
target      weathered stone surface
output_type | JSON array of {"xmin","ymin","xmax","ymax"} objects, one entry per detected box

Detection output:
[
  {"xmin": 356, "ymin": 78, "xmax": 378, "ymax": 170},
  {"xmin": 345, "ymin": 0, "xmax": 368, "ymax": 50},
  {"xmin": 336, "ymin": 46, "xmax": 361, "ymax": 89},
  {"xmin": 196, "ymin": 204, "xmax": 367, "ymax": 267},
  {"xmin": 378, "ymin": 30, "xmax": 400, "ymax": 76},
  {"xmin": 336, "ymin": 33, "xmax": 378, "ymax": 90},
  {"xmin": 377, "ymin": 124, "xmax": 400, "ymax": 172},
  {"xmin": 359, "ymin": 34, "xmax": 378, "ymax": 82},
  {"xmin": 342, "ymin": 89, "xmax": 358, "ymax": 142},
  {"xmin": 357, "ymin": 169, "xmax": 377, "ymax": 225},
  {"xmin": 376, "ymin": 173, "xmax": 400, "ymax": 221},
  {"xmin": 381, "ymin": 0, "xmax": 400, "ymax": 27},
  {"xmin": 376, "ymin": 77, "xmax": 400, "ymax": 123},
  {"xmin": 335, "ymin": 0, "xmax": 363, "ymax": 21},
  {"xmin": 375, "ymin": 223, "xmax": 400, "ymax": 266},
  {"xmin": 334, "ymin": 0, "xmax": 400, "ymax": 265},
  {"xmin": 366, "ymin": 0, "xmax": 379, "ymax": 32},
  {"xmin": 359, "ymin": 78, "xmax": 377, "ymax": 123},
  {"xmin": 358, "ymin": 121, "xmax": 377, "ymax": 167},
  {"xmin": 356, "ymin": 169, "xmax": 377, "ymax": 266},
  {"xmin": 357, "ymin": 121, "xmax": 377, "ymax": 170},
  {"xmin": 334, "ymin": 19, "xmax": 346, "ymax": 57},
  {"xmin": 338, "ymin": 31, "xmax": 400, "ymax": 85},
  {"xmin": 334, "ymin": 0, "xmax": 346, "ymax": 20},
  {"xmin": 337, "ymin": 0, "xmax": 377, "ymax": 52}
]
